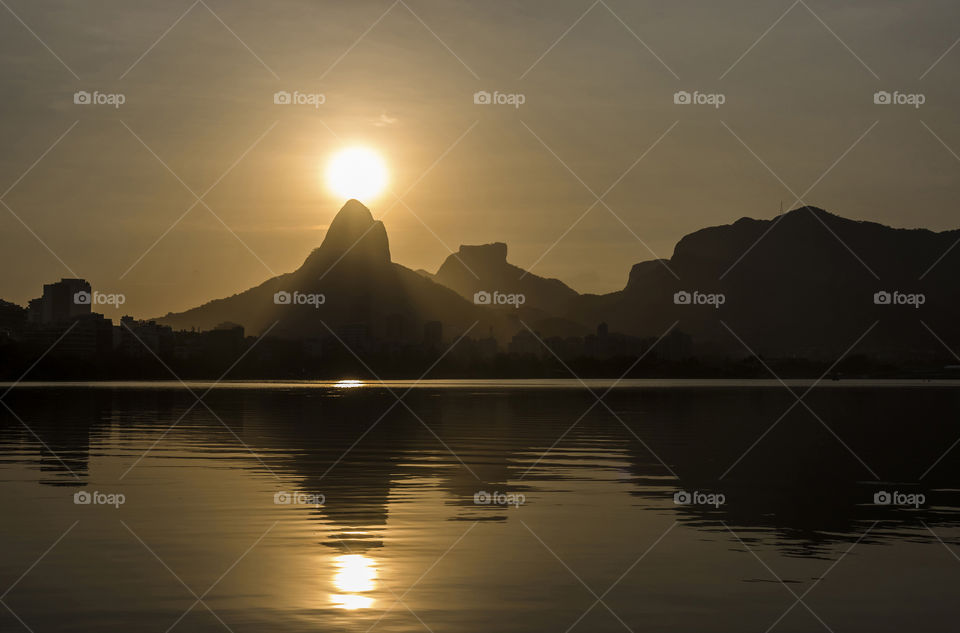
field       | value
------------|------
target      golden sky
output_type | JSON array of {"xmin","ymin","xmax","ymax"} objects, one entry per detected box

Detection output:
[{"xmin": 1, "ymin": 0, "xmax": 958, "ymax": 318}]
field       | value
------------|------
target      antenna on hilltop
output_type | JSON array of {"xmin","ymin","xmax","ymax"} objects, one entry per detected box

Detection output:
[{"xmin": 779, "ymin": 200, "xmax": 783, "ymax": 216}]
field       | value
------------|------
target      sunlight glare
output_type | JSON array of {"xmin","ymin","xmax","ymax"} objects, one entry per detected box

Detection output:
[
  {"xmin": 331, "ymin": 554, "xmax": 377, "ymax": 610},
  {"xmin": 325, "ymin": 147, "xmax": 388, "ymax": 202}
]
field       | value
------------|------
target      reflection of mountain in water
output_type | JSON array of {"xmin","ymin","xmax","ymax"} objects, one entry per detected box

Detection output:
[
  {"xmin": 0, "ymin": 389, "xmax": 114, "ymax": 485},
  {"xmin": 3, "ymin": 386, "xmax": 960, "ymax": 557}
]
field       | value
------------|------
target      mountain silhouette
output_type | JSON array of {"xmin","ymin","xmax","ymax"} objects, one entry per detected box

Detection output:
[
  {"xmin": 154, "ymin": 203, "xmax": 960, "ymax": 362},
  {"xmin": 565, "ymin": 206, "xmax": 960, "ymax": 359},
  {"xmin": 434, "ymin": 242, "xmax": 580, "ymax": 315},
  {"xmin": 157, "ymin": 200, "xmax": 489, "ymax": 343}
]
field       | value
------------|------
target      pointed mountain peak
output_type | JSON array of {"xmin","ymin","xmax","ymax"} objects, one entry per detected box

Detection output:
[
  {"xmin": 306, "ymin": 199, "xmax": 391, "ymax": 267},
  {"xmin": 335, "ymin": 198, "xmax": 374, "ymax": 222}
]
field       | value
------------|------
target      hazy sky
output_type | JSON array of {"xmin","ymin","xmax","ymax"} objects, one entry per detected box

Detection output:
[{"xmin": 1, "ymin": 0, "xmax": 958, "ymax": 318}]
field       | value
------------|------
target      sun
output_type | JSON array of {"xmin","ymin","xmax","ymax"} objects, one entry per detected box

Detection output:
[{"xmin": 325, "ymin": 147, "xmax": 389, "ymax": 202}]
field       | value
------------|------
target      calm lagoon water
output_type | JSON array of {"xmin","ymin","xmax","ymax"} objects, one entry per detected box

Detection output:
[{"xmin": 1, "ymin": 381, "xmax": 959, "ymax": 632}]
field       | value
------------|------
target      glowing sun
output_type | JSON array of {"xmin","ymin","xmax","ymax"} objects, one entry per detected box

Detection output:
[{"xmin": 325, "ymin": 147, "xmax": 388, "ymax": 202}]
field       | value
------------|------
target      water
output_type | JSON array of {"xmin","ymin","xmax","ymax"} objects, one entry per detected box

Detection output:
[{"xmin": 1, "ymin": 381, "xmax": 959, "ymax": 632}]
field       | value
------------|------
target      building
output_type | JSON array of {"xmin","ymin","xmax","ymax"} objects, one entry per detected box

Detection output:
[{"xmin": 28, "ymin": 278, "xmax": 91, "ymax": 324}]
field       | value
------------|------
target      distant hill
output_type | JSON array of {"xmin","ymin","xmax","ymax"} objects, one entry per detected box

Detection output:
[
  {"xmin": 433, "ymin": 242, "xmax": 580, "ymax": 316},
  {"xmin": 430, "ymin": 243, "xmax": 592, "ymax": 339},
  {"xmin": 157, "ymin": 200, "xmax": 498, "ymax": 343},
  {"xmin": 567, "ymin": 207, "xmax": 960, "ymax": 360}
]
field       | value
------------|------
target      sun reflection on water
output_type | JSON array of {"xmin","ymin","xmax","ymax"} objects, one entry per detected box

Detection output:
[
  {"xmin": 334, "ymin": 380, "xmax": 364, "ymax": 389},
  {"xmin": 331, "ymin": 554, "xmax": 377, "ymax": 610}
]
